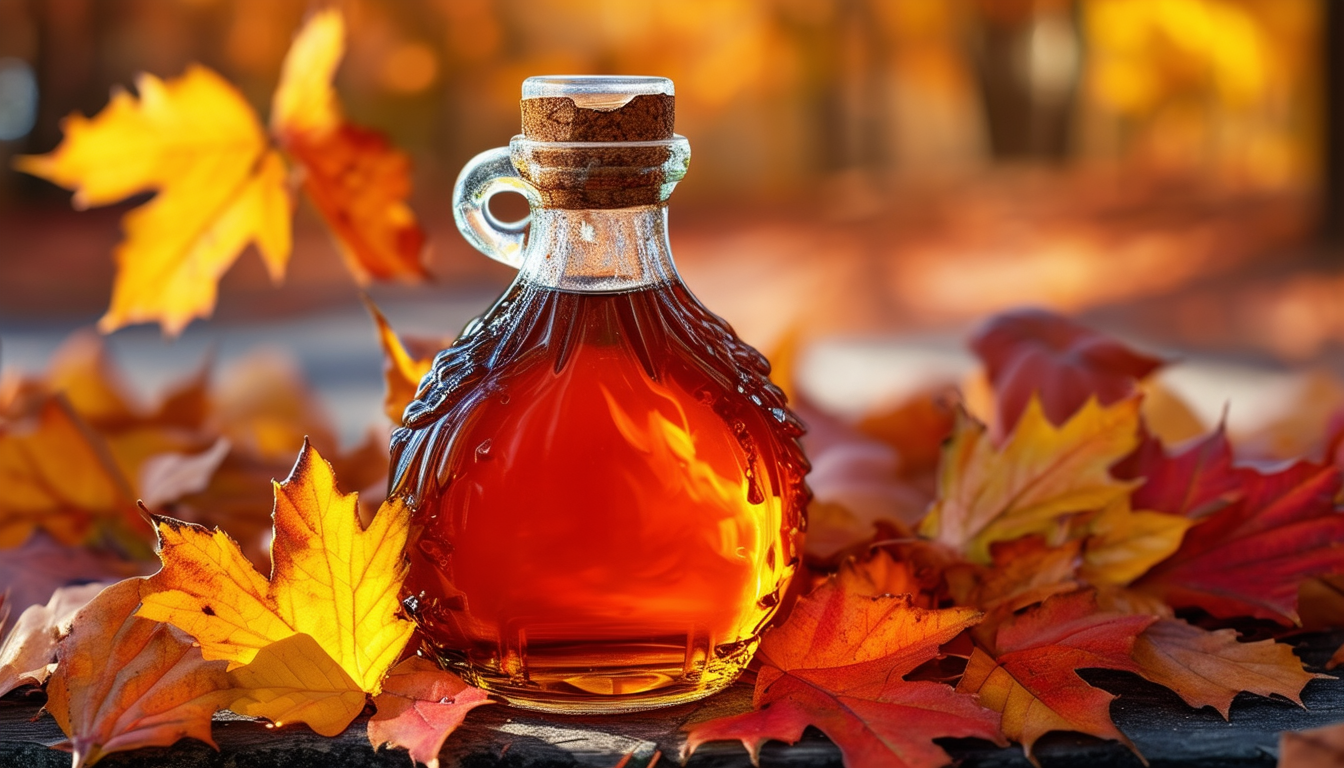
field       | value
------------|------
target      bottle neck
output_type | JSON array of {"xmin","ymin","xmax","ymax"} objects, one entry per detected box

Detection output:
[{"xmin": 517, "ymin": 204, "xmax": 680, "ymax": 292}]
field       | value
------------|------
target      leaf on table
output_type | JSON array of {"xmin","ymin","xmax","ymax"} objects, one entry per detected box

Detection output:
[
  {"xmin": 955, "ymin": 590, "xmax": 1154, "ymax": 761},
  {"xmin": 918, "ymin": 397, "xmax": 1141, "ymax": 563},
  {"xmin": 1281, "ymin": 721, "xmax": 1344, "ymax": 767},
  {"xmin": 685, "ymin": 576, "xmax": 1002, "ymax": 768},
  {"xmin": 1114, "ymin": 427, "xmax": 1242, "ymax": 519},
  {"xmin": 970, "ymin": 309, "xmax": 1163, "ymax": 433},
  {"xmin": 368, "ymin": 656, "xmax": 493, "ymax": 768},
  {"xmin": 227, "ymin": 632, "xmax": 367, "ymax": 737},
  {"xmin": 1131, "ymin": 618, "xmax": 1322, "ymax": 718},
  {"xmin": 137, "ymin": 441, "xmax": 414, "ymax": 735},
  {"xmin": 0, "ymin": 396, "xmax": 144, "ymax": 549},
  {"xmin": 367, "ymin": 298, "xmax": 443, "ymax": 424},
  {"xmin": 14, "ymin": 66, "xmax": 291, "ymax": 336},
  {"xmin": 0, "ymin": 582, "xmax": 105, "ymax": 697},
  {"xmin": 1133, "ymin": 459, "xmax": 1344, "ymax": 624},
  {"xmin": 1079, "ymin": 498, "xmax": 1194, "ymax": 587},
  {"xmin": 0, "ymin": 533, "xmax": 147, "ymax": 619},
  {"xmin": 45, "ymin": 579, "xmax": 233, "ymax": 768},
  {"xmin": 272, "ymin": 9, "xmax": 427, "ymax": 282}
]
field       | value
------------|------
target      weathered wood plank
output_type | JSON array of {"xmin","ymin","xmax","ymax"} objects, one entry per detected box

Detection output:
[{"xmin": 3, "ymin": 633, "xmax": 1343, "ymax": 767}]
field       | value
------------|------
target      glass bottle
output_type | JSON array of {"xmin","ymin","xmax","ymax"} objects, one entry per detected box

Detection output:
[{"xmin": 389, "ymin": 76, "xmax": 808, "ymax": 713}]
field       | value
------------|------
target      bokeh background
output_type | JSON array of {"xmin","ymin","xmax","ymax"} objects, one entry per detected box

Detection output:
[{"xmin": 0, "ymin": 0, "xmax": 1340, "ymax": 440}]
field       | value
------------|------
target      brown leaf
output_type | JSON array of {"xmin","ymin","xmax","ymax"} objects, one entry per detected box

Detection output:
[
  {"xmin": 1131, "ymin": 618, "xmax": 1322, "ymax": 718},
  {"xmin": 368, "ymin": 657, "xmax": 493, "ymax": 768},
  {"xmin": 0, "ymin": 583, "xmax": 105, "ymax": 696},
  {"xmin": 46, "ymin": 579, "xmax": 233, "ymax": 767},
  {"xmin": 1281, "ymin": 721, "xmax": 1344, "ymax": 767}
]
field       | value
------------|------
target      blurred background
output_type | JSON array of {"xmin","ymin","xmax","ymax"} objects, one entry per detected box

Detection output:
[{"xmin": 0, "ymin": 0, "xmax": 1340, "ymax": 439}]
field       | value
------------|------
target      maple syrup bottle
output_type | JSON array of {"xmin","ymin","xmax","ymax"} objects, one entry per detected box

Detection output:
[{"xmin": 390, "ymin": 76, "xmax": 808, "ymax": 713}]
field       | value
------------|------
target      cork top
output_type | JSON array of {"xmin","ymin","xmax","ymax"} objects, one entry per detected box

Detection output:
[{"xmin": 520, "ymin": 76, "xmax": 675, "ymax": 143}]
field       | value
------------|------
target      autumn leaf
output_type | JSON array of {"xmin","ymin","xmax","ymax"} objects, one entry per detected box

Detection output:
[
  {"xmin": 970, "ymin": 309, "xmax": 1163, "ymax": 432},
  {"xmin": 45, "ymin": 579, "xmax": 234, "ymax": 768},
  {"xmin": 0, "ymin": 396, "xmax": 145, "ymax": 549},
  {"xmin": 945, "ymin": 536, "xmax": 1083, "ymax": 624},
  {"xmin": 368, "ymin": 656, "xmax": 493, "ymax": 767},
  {"xmin": 1079, "ymin": 498, "xmax": 1194, "ymax": 587},
  {"xmin": 14, "ymin": 66, "xmax": 291, "ymax": 336},
  {"xmin": 137, "ymin": 441, "xmax": 415, "ymax": 735},
  {"xmin": 367, "ymin": 298, "xmax": 443, "ymax": 424},
  {"xmin": 1133, "ymin": 459, "xmax": 1344, "ymax": 624},
  {"xmin": 227, "ymin": 633, "xmax": 368, "ymax": 737},
  {"xmin": 272, "ymin": 9, "xmax": 427, "ymax": 282},
  {"xmin": 956, "ymin": 590, "xmax": 1154, "ymax": 760},
  {"xmin": 1131, "ymin": 618, "xmax": 1322, "ymax": 718},
  {"xmin": 1281, "ymin": 721, "xmax": 1344, "ymax": 767},
  {"xmin": 0, "ymin": 534, "xmax": 146, "ymax": 623},
  {"xmin": 685, "ymin": 574, "xmax": 1002, "ymax": 768},
  {"xmin": 919, "ymin": 397, "xmax": 1141, "ymax": 563},
  {"xmin": 1114, "ymin": 427, "xmax": 1242, "ymax": 519},
  {"xmin": 0, "ymin": 582, "xmax": 105, "ymax": 697}
]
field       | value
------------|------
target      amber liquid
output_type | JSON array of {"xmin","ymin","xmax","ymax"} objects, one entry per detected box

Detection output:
[{"xmin": 389, "ymin": 280, "xmax": 808, "ymax": 713}]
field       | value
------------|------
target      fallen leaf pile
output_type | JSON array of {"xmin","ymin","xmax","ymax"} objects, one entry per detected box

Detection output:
[{"xmin": 13, "ymin": 8, "xmax": 427, "ymax": 336}]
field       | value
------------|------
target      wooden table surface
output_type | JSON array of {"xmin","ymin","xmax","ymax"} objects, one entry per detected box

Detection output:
[{"xmin": 3, "ymin": 632, "xmax": 1343, "ymax": 768}]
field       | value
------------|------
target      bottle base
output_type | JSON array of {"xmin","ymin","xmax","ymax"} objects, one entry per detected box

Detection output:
[{"xmin": 429, "ymin": 636, "xmax": 757, "ymax": 714}]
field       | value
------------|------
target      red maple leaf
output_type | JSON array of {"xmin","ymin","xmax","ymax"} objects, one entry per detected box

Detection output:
[
  {"xmin": 971, "ymin": 309, "xmax": 1163, "ymax": 432},
  {"xmin": 684, "ymin": 574, "xmax": 1003, "ymax": 768},
  {"xmin": 1135, "ymin": 460, "xmax": 1344, "ymax": 623},
  {"xmin": 957, "ymin": 590, "xmax": 1155, "ymax": 760},
  {"xmin": 1116, "ymin": 428, "xmax": 1243, "ymax": 519}
]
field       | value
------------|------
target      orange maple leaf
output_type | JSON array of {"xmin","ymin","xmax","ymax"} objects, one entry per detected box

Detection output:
[
  {"xmin": 136, "ymin": 441, "xmax": 414, "ymax": 736},
  {"xmin": 368, "ymin": 656, "xmax": 493, "ymax": 768},
  {"xmin": 45, "ymin": 579, "xmax": 234, "ymax": 768},
  {"xmin": 956, "ymin": 590, "xmax": 1154, "ymax": 761},
  {"xmin": 271, "ymin": 10, "xmax": 427, "ymax": 283},
  {"xmin": 685, "ymin": 572, "xmax": 1002, "ymax": 768}
]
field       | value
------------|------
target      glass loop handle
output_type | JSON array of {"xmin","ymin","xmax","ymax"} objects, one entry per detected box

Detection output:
[{"xmin": 452, "ymin": 147, "xmax": 538, "ymax": 269}]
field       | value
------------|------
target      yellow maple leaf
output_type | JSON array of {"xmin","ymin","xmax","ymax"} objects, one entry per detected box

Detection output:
[
  {"xmin": 1080, "ymin": 498, "xmax": 1194, "ymax": 586},
  {"xmin": 136, "ymin": 441, "xmax": 414, "ymax": 735},
  {"xmin": 14, "ymin": 66, "xmax": 291, "ymax": 336},
  {"xmin": 919, "ymin": 397, "xmax": 1141, "ymax": 563},
  {"xmin": 227, "ymin": 633, "xmax": 368, "ymax": 737}
]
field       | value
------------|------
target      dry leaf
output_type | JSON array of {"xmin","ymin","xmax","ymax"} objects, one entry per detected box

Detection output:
[
  {"xmin": 46, "ymin": 579, "xmax": 234, "ymax": 768},
  {"xmin": 272, "ymin": 10, "xmax": 427, "ymax": 282},
  {"xmin": 0, "ymin": 396, "xmax": 143, "ymax": 548},
  {"xmin": 1281, "ymin": 721, "xmax": 1344, "ymax": 767},
  {"xmin": 1131, "ymin": 618, "xmax": 1321, "ymax": 718},
  {"xmin": 956, "ymin": 590, "xmax": 1154, "ymax": 761},
  {"xmin": 0, "ymin": 533, "xmax": 146, "ymax": 619},
  {"xmin": 137, "ymin": 441, "xmax": 414, "ymax": 735},
  {"xmin": 685, "ymin": 575, "xmax": 1002, "ymax": 768},
  {"xmin": 0, "ymin": 583, "xmax": 105, "ymax": 696},
  {"xmin": 919, "ymin": 397, "xmax": 1141, "ymax": 562},
  {"xmin": 368, "ymin": 656, "xmax": 493, "ymax": 768},
  {"xmin": 970, "ymin": 309, "xmax": 1163, "ymax": 433},
  {"xmin": 1134, "ymin": 459, "xmax": 1344, "ymax": 624}
]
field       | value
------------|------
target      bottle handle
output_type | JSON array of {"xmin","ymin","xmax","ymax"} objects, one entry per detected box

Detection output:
[{"xmin": 452, "ymin": 146, "xmax": 538, "ymax": 269}]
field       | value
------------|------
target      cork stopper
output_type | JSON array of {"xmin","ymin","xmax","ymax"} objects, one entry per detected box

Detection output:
[
  {"xmin": 512, "ymin": 76, "xmax": 686, "ymax": 209},
  {"xmin": 521, "ymin": 76, "xmax": 675, "ymax": 142}
]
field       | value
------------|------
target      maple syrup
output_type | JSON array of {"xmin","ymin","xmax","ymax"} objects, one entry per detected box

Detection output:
[{"xmin": 389, "ymin": 76, "xmax": 808, "ymax": 713}]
